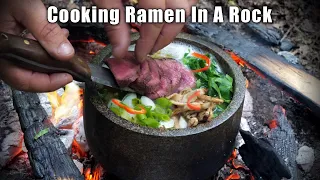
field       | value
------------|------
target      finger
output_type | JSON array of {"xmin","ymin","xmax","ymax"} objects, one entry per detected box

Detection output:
[
  {"xmin": 135, "ymin": 0, "xmax": 166, "ymax": 62},
  {"xmin": 150, "ymin": 23, "xmax": 184, "ymax": 54},
  {"xmin": 25, "ymin": 28, "xmax": 69, "ymax": 40},
  {"xmin": 93, "ymin": 0, "xmax": 130, "ymax": 59},
  {"xmin": 0, "ymin": 59, "xmax": 72, "ymax": 92},
  {"xmin": 151, "ymin": 0, "xmax": 197, "ymax": 53},
  {"xmin": 61, "ymin": 28, "xmax": 70, "ymax": 37},
  {"xmin": 12, "ymin": 0, "xmax": 74, "ymax": 61}
]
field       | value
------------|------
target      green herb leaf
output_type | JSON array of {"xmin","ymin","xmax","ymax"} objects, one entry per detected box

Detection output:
[
  {"xmin": 226, "ymin": 74, "xmax": 233, "ymax": 84},
  {"xmin": 110, "ymin": 107, "xmax": 123, "ymax": 116},
  {"xmin": 155, "ymin": 98, "xmax": 172, "ymax": 109},
  {"xmin": 132, "ymin": 98, "xmax": 141, "ymax": 106},
  {"xmin": 137, "ymin": 114, "xmax": 147, "ymax": 121},
  {"xmin": 144, "ymin": 118, "xmax": 160, "ymax": 128},
  {"xmin": 34, "ymin": 128, "xmax": 49, "ymax": 140},
  {"xmin": 151, "ymin": 112, "xmax": 170, "ymax": 121},
  {"xmin": 209, "ymin": 78, "xmax": 222, "ymax": 98},
  {"xmin": 219, "ymin": 85, "xmax": 232, "ymax": 101}
]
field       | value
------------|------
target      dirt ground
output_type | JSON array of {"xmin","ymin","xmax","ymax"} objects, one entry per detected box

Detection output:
[{"xmin": 239, "ymin": 0, "xmax": 320, "ymax": 78}]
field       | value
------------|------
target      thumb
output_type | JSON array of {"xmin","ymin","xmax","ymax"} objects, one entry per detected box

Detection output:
[{"xmin": 13, "ymin": 0, "xmax": 74, "ymax": 61}]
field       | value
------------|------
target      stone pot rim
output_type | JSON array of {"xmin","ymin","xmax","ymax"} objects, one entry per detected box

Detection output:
[{"xmin": 90, "ymin": 32, "xmax": 246, "ymax": 137}]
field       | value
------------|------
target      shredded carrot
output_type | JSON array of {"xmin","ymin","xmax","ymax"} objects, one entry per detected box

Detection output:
[
  {"xmin": 111, "ymin": 99, "xmax": 146, "ymax": 114},
  {"xmin": 191, "ymin": 52, "xmax": 211, "ymax": 73},
  {"xmin": 187, "ymin": 90, "xmax": 201, "ymax": 111}
]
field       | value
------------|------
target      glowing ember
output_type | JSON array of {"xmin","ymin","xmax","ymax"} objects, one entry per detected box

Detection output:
[
  {"xmin": 225, "ymin": 50, "xmax": 266, "ymax": 79},
  {"xmin": 225, "ymin": 172, "xmax": 240, "ymax": 180},
  {"xmin": 72, "ymin": 139, "xmax": 87, "ymax": 158},
  {"xmin": 227, "ymin": 51, "xmax": 245, "ymax": 67},
  {"xmin": 268, "ymin": 119, "xmax": 278, "ymax": 129},
  {"xmin": 85, "ymin": 165, "xmax": 103, "ymax": 180},
  {"xmin": 226, "ymin": 149, "xmax": 255, "ymax": 180},
  {"xmin": 47, "ymin": 82, "xmax": 82, "ymax": 126},
  {"xmin": 70, "ymin": 37, "xmax": 107, "ymax": 47},
  {"xmin": 232, "ymin": 160, "xmax": 249, "ymax": 171},
  {"xmin": 228, "ymin": 149, "xmax": 237, "ymax": 163},
  {"xmin": 89, "ymin": 50, "xmax": 95, "ymax": 55}
]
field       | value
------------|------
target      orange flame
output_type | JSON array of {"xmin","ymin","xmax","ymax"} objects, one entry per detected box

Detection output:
[
  {"xmin": 89, "ymin": 50, "xmax": 95, "ymax": 55},
  {"xmin": 70, "ymin": 37, "xmax": 107, "ymax": 47},
  {"xmin": 85, "ymin": 165, "xmax": 103, "ymax": 180},
  {"xmin": 47, "ymin": 82, "xmax": 82, "ymax": 126}
]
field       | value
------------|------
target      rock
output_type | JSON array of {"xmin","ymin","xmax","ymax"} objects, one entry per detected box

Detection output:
[
  {"xmin": 0, "ymin": 81, "xmax": 23, "ymax": 169},
  {"xmin": 277, "ymin": 51, "xmax": 299, "ymax": 64},
  {"xmin": 73, "ymin": 159, "xmax": 83, "ymax": 174},
  {"xmin": 59, "ymin": 129, "xmax": 75, "ymax": 154},
  {"xmin": 296, "ymin": 145, "xmax": 315, "ymax": 172},
  {"xmin": 300, "ymin": 19, "xmax": 316, "ymax": 33},
  {"xmin": 300, "ymin": 59, "xmax": 308, "ymax": 66},
  {"xmin": 280, "ymin": 39, "xmax": 294, "ymax": 51},
  {"xmin": 269, "ymin": 97, "xmax": 278, "ymax": 103}
]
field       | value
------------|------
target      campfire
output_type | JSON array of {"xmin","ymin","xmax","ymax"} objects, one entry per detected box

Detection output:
[{"xmin": 46, "ymin": 81, "xmax": 103, "ymax": 180}]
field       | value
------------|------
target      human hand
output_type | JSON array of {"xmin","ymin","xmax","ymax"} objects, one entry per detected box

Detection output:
[
  {"xmin": 93, "ymin": 0, "xmax": 198, "ymax": 62},
  {"xmin": 0, "ymin": 0, "xmax": 74, "ymax": 92}
]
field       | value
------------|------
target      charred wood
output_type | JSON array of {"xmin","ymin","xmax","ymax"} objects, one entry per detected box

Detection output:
[
  {"xmin": 246, "ymin": 22, "xmax": 282, "ymax": 45},
  {"xmin": 0, "ymin": 81, "xmax": 23, "ymax": 169},
  {"xmin": 266, "ymin": 105, "xmax": 299, "ymax": 179},
  {"xmin": 12, "ymin": 90, "xmax": 83, "ymax": 180},
  {"xmin": 239, "ymin": 129, "xmax": 292, "ymax": 180}
]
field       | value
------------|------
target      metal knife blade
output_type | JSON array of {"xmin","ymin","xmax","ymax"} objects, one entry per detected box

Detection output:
[{"xmin": 88, "ymin": 64, "xmax": 135, "ymax": 92}]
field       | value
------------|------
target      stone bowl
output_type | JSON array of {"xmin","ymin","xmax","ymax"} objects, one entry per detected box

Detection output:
[{"xmin": 83, "ymin": 33, "xmax": 246, "ymax": 180}]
